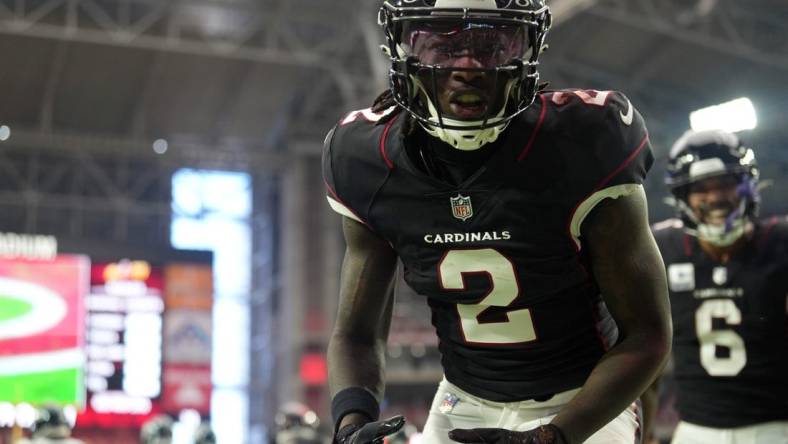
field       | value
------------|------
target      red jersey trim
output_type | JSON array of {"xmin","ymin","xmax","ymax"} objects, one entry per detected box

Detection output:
[
  {"xmin": 517, "ymin": 94, "xmax": 548, "ymax": 162},
  {"xmin": 594, "ymin": 134, "xmax": 650, "ymax": 190},
  {"xmin": 379, "ymin": 115, "xmax": 398, "ymax": 170},
  {"xmin": 683, "ymin": 234, "xmax": 693, "ymax": 257},
  {"xmin": 757, "ymin": 215, "xmax": 779, "ymax": 247}
]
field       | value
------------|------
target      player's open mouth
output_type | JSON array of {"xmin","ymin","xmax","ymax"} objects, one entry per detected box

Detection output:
[
  {"xmin": 704, "ymin": 207, "xmax": 732, "ymax": 225},
  {"xmin": 448, "ymin": 91, "xmax": 489, "ymax": 120}
]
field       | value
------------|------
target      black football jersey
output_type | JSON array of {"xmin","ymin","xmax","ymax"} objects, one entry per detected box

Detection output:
[
  {"xmin": 323, "ymin": 90, "xmax": 654, "ymax": 402},
  {"xmin": 653, "ymin": 217, "xmax": 788, "ymax": 427}
]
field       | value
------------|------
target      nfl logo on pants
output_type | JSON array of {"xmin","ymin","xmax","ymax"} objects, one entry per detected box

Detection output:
[{"xmin": 450, "ymin": 194, "xmax": 473, "ymax": 221}]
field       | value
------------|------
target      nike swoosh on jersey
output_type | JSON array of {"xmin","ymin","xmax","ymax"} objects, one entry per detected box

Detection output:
[{"xmin": 620, "ymin": 99, "xmax": 633, "ymax": 126}]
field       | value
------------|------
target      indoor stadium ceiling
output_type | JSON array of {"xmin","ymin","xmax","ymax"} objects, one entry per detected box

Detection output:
[
  {"xmin": 0, "ymin": 0, "xmax": 785, "ymax": 145},
  {"xmin": 0, "ymin": 0, "xmax": 786, "ymax": 211}
]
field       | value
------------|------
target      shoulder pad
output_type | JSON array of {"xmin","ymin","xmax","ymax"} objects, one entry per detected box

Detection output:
[
  {"xmin": 540, "ymin": 89, "xmax": 653, "ymax": 190},
  {"xmin": 543, "ymin": 89, "xmax": 642, "ymax": 133},
  {"xmin": 322, "ymin": 109, "xmax": 403, "ymax": 230}
]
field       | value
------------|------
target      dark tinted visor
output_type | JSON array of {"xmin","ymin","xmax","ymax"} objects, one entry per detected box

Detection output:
[{"xmin": 401, "ymin": 20, "xmax": 529, "ymax": 68}]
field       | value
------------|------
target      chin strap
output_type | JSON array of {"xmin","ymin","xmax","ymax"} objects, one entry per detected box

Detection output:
[
  {"xmin": 420, "ymin": 118, "xmax": 509, "ymax": 151},
  {"xmin": 412, "ymin": 76, "xmax": 515, "ymax": 151},
  {"xmin": 696, "ymin": 220, "xmax": 748, "ymax": 247}
]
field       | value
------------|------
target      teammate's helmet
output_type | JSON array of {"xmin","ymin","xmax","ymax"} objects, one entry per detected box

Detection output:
[
  {"xmin": 274, "ymin": 402, "xmax": 321, "ymax": 444},
  {"xmin": 193, "ymin": 423, "xmax": 216, "ymax": 444},
  {"xmin": 379, "ymin": 0, "xmax": 551, "ymax": 150},
  {"xmin": 665, "ymin": 130, "xmax": 760, "ymax": 246},
  {"xmin": 274, "ymin": 427, "xmax": 322, "ymax": 444},
  {"xmin": 32, "ymin": 405, "xmax": 71, "ymax": 439},
  {"xmin": 140, "ymin": 415, "xmax": 174, "ymax": 444},
  {"xmin": 274, "ymin": 402, "xmax": 319, "ymax": 432}
]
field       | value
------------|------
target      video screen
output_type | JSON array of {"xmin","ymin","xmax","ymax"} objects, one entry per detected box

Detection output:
[
  {"xmin": 0, "ymin": 255, "xmax": 89, "ymax": 406},
  {"xmin": 77, "ymin": 260, "xmax": 166, "ymax": 427}
]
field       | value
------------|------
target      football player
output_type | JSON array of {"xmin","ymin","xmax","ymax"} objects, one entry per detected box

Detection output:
[
  {"xmin": 644, "ymin": 130, "xmax": 788, "ymax": 444},
  {"xmin": 323, "ymin": 1, "xmax": 672, "ymax": 443},
  {"xmin": 139, "ymin": 415, "xmax": 174, "ymax": 444},
  {"xmin": 17, "ymin": 405, "xmax": 86, "ymax": 444},
  {"xmin": 274, "ymin": 402, "xmax": 325, "ymax": 444},
  {"xmin": 193, "ymin": 423, "xmax": 217, "ymax": 444}
]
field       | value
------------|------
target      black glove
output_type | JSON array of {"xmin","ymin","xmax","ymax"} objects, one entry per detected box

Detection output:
[
  {"xmin": 334, "ymin": 415, "xmax": 405, "ymax": 444},
  {"xmin": 448, "ymin": 424, "xmax": 568, "ymax": 444}
]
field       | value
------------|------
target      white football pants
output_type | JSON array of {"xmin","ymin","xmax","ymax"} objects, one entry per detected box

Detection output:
[
  {"xmin": 671, "ymin": 420, "xmax": 788, "ymax": 444},
  {"xmin": 421, "ymin": 377, "xmax": 641, "ymax": 443}
]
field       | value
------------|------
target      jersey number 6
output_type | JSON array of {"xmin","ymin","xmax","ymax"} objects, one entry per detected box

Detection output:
[
  {"xmin": 438, "ymin": 249, "xmax": 536, "ymax": 345},
  {"xmin": 695, "ymin": 299, "xmax": 747, "ymax": 376}
]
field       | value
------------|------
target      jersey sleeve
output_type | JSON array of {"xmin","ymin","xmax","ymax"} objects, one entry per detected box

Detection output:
[
  {"xmin": 322, "ymin": 113, "xmax": 396, "ymax": 234},
  {"xmin": 588, "ymin": 91, "xmax": 653, "ymax": 188},
  {"xmin": 322, "ymin": 124, "xmax": 369, "ymax": 226},
  {"xmin": 565, "ymin": 91, "xmax": 655, "ymax": 247}
]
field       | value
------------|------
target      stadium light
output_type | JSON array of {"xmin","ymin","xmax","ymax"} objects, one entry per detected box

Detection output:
[
  {"xmin": 0, "ymin": 125, "xmax": 10, "ymax": 142},
  {"xmin": 690, "ymin": 97, "xmax": 757, "ymax": 133},
  {"xmin": 152, "ymin": 139, "xmax": 169, "ymax": 154}
]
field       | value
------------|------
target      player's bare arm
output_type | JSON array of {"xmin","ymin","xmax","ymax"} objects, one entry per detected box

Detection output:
[
  {"xmin": 549, "ymin": 187, "xmax": 672, "ymax": 443},
  {"xmin": 327, "ymin": 216, "xmax": 400, "ymax": 435}
]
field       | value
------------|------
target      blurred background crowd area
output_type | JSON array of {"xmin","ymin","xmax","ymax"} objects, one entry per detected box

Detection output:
[{"xmin": 0, "ymin": 0, "xmax": 786, "ymax": 443}]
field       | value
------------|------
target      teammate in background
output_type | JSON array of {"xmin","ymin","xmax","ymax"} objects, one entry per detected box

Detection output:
[
  {"xmin": 193, "ymin": 423, "xmax": 217, "ymax": 444},
  {"xmin": 16, "ymin": 405, "xmax": 85, "ymax": 444},
  {"xmin": 273, "ymin": 402, "xmax": 325, "ymax": 444},
  {"xmin": 644, "ymin": 130, "xmax": 788, "ymax": 444},
  {"xmin": 139, "ymin": 414, "xmax": 174, "ymax": 444},
  {"xmin": 323, "ymin": 1, "xmax": 671, "ymax": 443}
]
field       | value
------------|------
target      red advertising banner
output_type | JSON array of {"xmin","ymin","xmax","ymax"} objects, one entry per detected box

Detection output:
[
  {"xmin": 161, "ymin": 364, "xmax": 212, "ymax": 414},
  {"xmin": 162, "ymin": 263, "xmax": 212, "ymax": 414},
  {"xmin": 0, "ymin": 255, "xmax": 89, "ymax": 405}
]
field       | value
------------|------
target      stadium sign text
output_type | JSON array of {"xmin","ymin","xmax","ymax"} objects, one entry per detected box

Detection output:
[{"xmin": 0, "ymin": 232, "xmax": 57, "ymax": 260}]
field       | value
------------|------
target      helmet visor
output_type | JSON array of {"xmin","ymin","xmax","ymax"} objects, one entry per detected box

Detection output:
[{"xmin": 401, "ymin": 20, "xmax": 529, "ymax": 68}]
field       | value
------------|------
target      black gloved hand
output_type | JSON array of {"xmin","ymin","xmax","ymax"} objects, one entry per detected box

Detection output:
[
  {"xmin": 448, "ymin": 424, "xmax": 568, "ymax": 444},
  {"xmin": 334, "ymin": 415, "xmax": 405, "ymax": 444}
]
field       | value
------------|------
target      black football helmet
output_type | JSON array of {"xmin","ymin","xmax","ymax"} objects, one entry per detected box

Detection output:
[
  {"xmin": 379, "ymin": 0, "xmax": 551, "ymax": 150},
  {"xmin": 140, "ymin": 414, "xmax": 174, "ymax": 444},
  {"xmin": 275, "ymin": 402, "xmax": 320, "ymax": 432},
  {"xmin": 32, "ymin": 405, "xmax": 71, "ymax": 439},
  {"xmin": 194, "ymin": 423, "xmax": 217, "ymax": 444},
  {"xmin": 274, "ymin": 402, "xmax": 323, "ymax": 444},
  {"xmin": 665, "ymin": 130, "xmax": 760, "ymax": 246}
]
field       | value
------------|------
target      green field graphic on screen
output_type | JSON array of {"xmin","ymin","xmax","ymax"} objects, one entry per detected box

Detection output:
[
  {"xmin": 0, "ymin": 256, "xmax": 88, "ymax": 406},
  {"xmin": 0, "ymin": 295, "xmax": 32, "ymax": 322}
]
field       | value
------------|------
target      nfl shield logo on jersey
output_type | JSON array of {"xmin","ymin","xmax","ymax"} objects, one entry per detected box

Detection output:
[
  {"xmin": 450, "ymin": 194, "xmax": 473, "ymax": 221},
  {"xmin": 712, "ymin": 266, "xmax": 727, "ymax": 285}
]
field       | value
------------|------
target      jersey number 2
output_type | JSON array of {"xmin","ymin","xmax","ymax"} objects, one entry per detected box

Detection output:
[
  {"xmin": 695, "ymin": 299, "xmax": 747, "ymax": 376},
  {"xmin": 439, "ymin": 249, "xmax": 536, "ymax": 345}
]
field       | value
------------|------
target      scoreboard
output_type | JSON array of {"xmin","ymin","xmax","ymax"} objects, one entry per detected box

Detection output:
[{"xmin": 78, "ymin": 260, "xmax": 165, "ymax": 427}]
